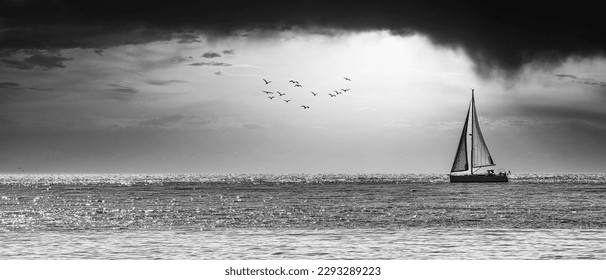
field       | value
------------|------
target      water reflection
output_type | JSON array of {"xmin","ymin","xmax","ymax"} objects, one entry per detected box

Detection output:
[{"xmin": 2, "ymin": 228, "xmax": 606, "ymax": 259}]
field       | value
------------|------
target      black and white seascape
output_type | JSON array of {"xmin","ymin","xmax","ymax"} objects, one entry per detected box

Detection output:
[{"xmin": 1, "ymin": 1, "xmax": 606, "ymax": 260}]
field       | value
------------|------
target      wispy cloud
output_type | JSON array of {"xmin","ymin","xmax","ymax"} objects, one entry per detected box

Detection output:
[
  {"xmin": 24, "ymin": 54, "xmax": 73, "ymax": 70},
  {"xmin": 554, "ymin": 74, "xmax": 577, "ymax": 79},
  {"xmin": 242, "ymin": 123, "xmax": 263, "ymax": 129},
  {"xmin": 0, "ymin": 81, "xmax": 53, "ymax": 91},
  {"xmin": 27, "ymin": 87, "xmax": 53, "ymax": 91},
  {"xmin": 2, "ymin": 59, "xmax": 33, "ymax": 70},
  {"xmin": 555, "ymin": 73, "xmax": 606, "ymax": 87},
  {"xmin": 188, "ymin": 61, "xmax": 232, "ymax": 67},
  {"xmin": 231, "ymin": 63, "xmax": 260, "ymax": 68},
  {"xmin": 175, "ymin": 34, "xmax": 201, "ymax": 44},
  {"xmin": 222, "ymin": 49, "xmax": 235, "ymax": 55},
  {"xmin": 357, "ymin": 107, "xmax": 377, "ymax": 113},
  {"xmin": 202, "ymin": 51, "xmax": 221, "ymax": 58},
  {"xmin": 381, "ymin": 119, "xmax": 415, "ymax": 129},
  {"xmin": 108, "ymin": 84, "xmax": 138, "ymax": 94},
  {"xmin": 139, "ymin": 114, "xmax": 185, "ymax": 127},
  {"xmin": 145, "ymin": 79, "xmax": 188, "ymax": 86},
  {"xmin": 0, "ymin": 82, "xmax": 21, "ymax": 88},
  {"xmin": 2, "ymin": 53, "xmax": 73, "ymax": 70},
  {"xmin": 170, "ymin": 56, "xmax": 193, "ymax": 63}
]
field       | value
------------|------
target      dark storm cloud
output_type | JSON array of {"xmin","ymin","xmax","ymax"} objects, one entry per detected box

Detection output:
[
  {"xmin": 201, "ymin": 51, "xmax": 221, "ymax": 58},
  {"xmin": 188, "ymin": 62, "xmax": 232, "ymax": 67},
  {"xmin": 1, "ymin": 0, "xmax": 605, "ymax": 77},
  {"xmin": 0, "ymin": 25, "xmax": 175, "ymax": 51}
]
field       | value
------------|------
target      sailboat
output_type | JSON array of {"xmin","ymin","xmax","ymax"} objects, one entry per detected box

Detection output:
[{"xmin": 450, "ymin": 89, "xmax": 508, "ymax": 183}]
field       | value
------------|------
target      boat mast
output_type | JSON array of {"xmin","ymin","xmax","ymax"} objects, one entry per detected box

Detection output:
[{"xmin": 470, "ymin": 89, "xmax": 474, "ymax": 175}]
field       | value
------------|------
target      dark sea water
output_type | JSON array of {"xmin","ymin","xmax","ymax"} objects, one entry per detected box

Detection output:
[{"xmin": 1, "ymin": 173, "xmax": 606, "ymax": 259}]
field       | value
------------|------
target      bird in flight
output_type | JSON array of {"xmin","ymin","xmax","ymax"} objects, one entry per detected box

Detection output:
[
  {"xmin": 329, "ymin": 94, "xmax": 336, "ymax": 97},
  {"xmin": 301, "ymin": 105, "xmax": 310, "ymax": 109},
  {"xmin": 277, "ymin": 91, "xmax": 286, "ymax": 96},
  {"xmin": 284, "ymin": 99, "xmax": 291, "ymax": 103},
  {"xmin": 341, "ymin": 88, "xmax": 350, "ymax": 92},
  {"xmin": 268, "ymin": 96, "xmax": 275, "ymax": 99},
  {"xmin": 262, "ymin": 91, "xmax": 273, "ymax": 94},
  {"xmin": 311, "ymin": 91, "xmax": 318, "ymax": 96},
  {"xmin": 294, "ymin": 84, "xmax": 302, "ymax": 88},
  {"xmin": 289, "ymin": 80, "xmax": 299, "ymax": 84},
  {"xmin": 263, "ymin": 79, "xmax": 272, "ymax": 84},
  {"xmin": 344, "ymin": 77, "xmax": 351, "ymax": 81},
  {"xmin": 334, "ymin": 90, "xmax": 342, "ymax": 95}
]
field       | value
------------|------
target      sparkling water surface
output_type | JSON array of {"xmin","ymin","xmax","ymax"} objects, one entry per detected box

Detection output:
[{"xmin": 1, "ymin": 173, "xmax": 606, "ymax": 259}]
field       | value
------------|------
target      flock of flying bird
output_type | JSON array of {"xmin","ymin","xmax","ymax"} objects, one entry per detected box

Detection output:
[{"xmin": 261, "ymin": 77, "xmax": 352, "ymax": 109}]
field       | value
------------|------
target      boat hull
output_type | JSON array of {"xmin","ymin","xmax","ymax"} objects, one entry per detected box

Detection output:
[{"xmin": 449, "ymin": 174, "xmax": 508, "ymax": 183}]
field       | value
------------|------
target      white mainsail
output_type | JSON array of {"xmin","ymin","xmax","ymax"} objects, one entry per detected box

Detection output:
[
  {"xmin": 451, "ymin": 90, "xmax": 495, "ymax": 174},
  {"xmin": 471, "ymin": 93, "xmax": 495, "ymax": 169}
]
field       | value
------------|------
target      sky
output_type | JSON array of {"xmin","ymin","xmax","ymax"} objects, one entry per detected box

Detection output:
[{"xmin": 1, "ymin": 0, "xmax": 605, "ymax": 174}]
